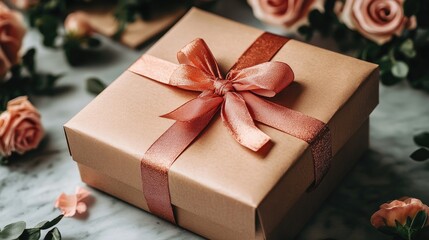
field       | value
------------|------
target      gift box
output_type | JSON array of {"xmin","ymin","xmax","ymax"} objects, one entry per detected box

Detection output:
[{"xmin": 64, "ymin": 8, "xmax": 379, "ymax": 240}]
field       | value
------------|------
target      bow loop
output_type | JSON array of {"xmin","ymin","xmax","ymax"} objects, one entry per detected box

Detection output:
[
  {"xmin": 177, "ymin": 38, "xmax": 222, "ymax": 79},
  {"xmin": 227, "ymin": 61, "xmax": 294, "ymax": 97}
]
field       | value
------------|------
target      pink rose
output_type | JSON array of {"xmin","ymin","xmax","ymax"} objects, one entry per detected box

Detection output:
[
  {"xmin": 11, "ymin": 0, "xmax": 39, "ymax": 10},
  {"xmin": 64, "ymin": 12, "xmax": 93, "ymax": 38},
  {"xmin": 247, "ymin": 0, "xmax": 324, "ymax": 31},
  {"xmin": 371, "ymin": 197, "xmax": 429, "ymax": 228},
  {"xmin": 338, "ymin": 0, "xmax": 417, "ymax": 45},
  {"xmin": 0, "ymin": 96, "xmax": 44, "ymax": 157},
  {"xmin": 0, "ymin": 2, "xmax": 26, "ymax": 77}
]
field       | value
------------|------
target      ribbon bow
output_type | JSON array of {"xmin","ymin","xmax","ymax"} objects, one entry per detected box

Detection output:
[{"xmin": 161, "ymin": 38, "xmax": 294, "ymax": 151}]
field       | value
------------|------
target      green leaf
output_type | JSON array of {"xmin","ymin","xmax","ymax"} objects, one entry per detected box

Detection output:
[
  {"xmin": 395, "ymin": 220, "xmax": 410, "ymax": 240},
  {"xmin": 35, "ymin": 15, "xmax": 59, "ymax": 47},
  {"xmin": 0, "ymin": 221, "xmax": 26, "ymax": 240},
  {"xmin": 86, "ymin": 78, "xmax": 107, "ymax": 95},
  {"xmin": 404, "ymin": 0, "xmax": 420, "ymax": 17},
  {"xmin": 22, "ymin": 48, "xmax": 37, "ymax": 74},
  {"xmin": 378, "ymin": 56, "xmax": 393, "ymax": 75},
  {"xmin": 400, "ymin": 39, "xmax": 417, "ymax": 58},
  {"xmin": 87, "ymin": 37, "xmax": 101, "ymax": 48},
  {"xmin": 18, "ymin": 228, "xmax": 41, "ymax": 240},
  {"xmin": 391, "ymin": 61, "xmax": 409, "ymax": 78},
  {"xmin": 410, "ymin": 211, "xmax": 428, "ymax": 231},
  {"xmin": 414, "ymin": 132, "xmax": 429, "ymax": 148},
  {"xmin": 381, "ymin": 71, "xmax": 403, "ymax": 86},
  {"xmin": 43, "ymin": 228, "xmax": 61, "ymax": 240},
  {"xmin": 298, "ymin": 25, "xmax": 313, "ymax": 40},
  {"xmin": 410, "ymin": 148, "xmax": 429, "ymax": 161},
  {"xmin": 35, "ymin": 215, "xmax": 63, "ymax": 230}
]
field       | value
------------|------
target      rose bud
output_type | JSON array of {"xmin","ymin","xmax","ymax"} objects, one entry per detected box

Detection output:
[
  {"xmin": 371, "ymin": 197, "xmax": 429, "ymax": 229},
  {"xmin": 64, "ymin": 11, "xmax": 93, "ymax": 38},
  {"xmin": 0, "ymin": 96, "xmax": 44, "ymax": 157}
]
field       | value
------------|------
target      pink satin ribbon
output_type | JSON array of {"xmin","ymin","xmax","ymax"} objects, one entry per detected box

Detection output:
[{"xmin": 129, "ymin": 32, "xmax": 332, "ymax": 223}]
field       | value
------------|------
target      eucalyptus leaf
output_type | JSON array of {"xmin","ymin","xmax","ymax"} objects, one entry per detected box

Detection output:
[
  {"xmin": 35, "ymin": 215, "xmax": 63, "ymax": 230},
  {"xmin": 43, "ymin": 228, "xmax": 61, "ymax": 240},
  {"xmin": 391, "ymin": 61, "xmax": 409, "ymax": 78},
  {"xmin": 414, "ymin": 132, "xmax": 429, "ymax": 148},
  {"xmin": 86, "ymin": 78, "xmax": 107, "ymax": 95},
  {"xmin": 410, "ymin": 148, "xmax": 429, "ymax": 161},
  {"xmin": 400, "ymin": 39, "xmax": 417, "ymax": 58},
  {"xmin": 18, "ymin": 228, "xmax": 41, "ymax": 240},
  {"xmin": 0, "ymin": 221, "xmax": 26, "ymax": 240}
]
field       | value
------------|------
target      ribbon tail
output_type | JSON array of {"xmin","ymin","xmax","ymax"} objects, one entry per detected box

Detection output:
[
  {"xmin": 129, "ymin": 55, "xmax": 178, "ymax": 85},
  {"xmin": 221, "ymin": 92, "xmax": 270, "ymax": 152},
  {"xmin": 161, "ymin": 94, "xmax": 223, "ymax": 122},
  {"xmin": 141, "ymin": 106, "xmax": 218, "ymax": 223},
  {"xmin": 241, "ymin": 92, "xmax": 332, "ymax": 187}
]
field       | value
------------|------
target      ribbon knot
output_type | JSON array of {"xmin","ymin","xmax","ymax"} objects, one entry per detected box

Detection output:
[
  {"xmin": 213, "ymin": 79, "xmax": 233, "ymax": 96},
  {"xmin": 161, "ymin": 38, "xmax": 295, "ymax": 151}
]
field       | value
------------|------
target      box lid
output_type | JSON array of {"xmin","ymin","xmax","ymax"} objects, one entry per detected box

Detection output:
[{"xmin": 64, "ymin": 8, "xmax": 378, "ymax": 239}]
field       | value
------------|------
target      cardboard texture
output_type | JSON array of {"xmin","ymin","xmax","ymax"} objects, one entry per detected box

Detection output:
[
  {"xmin": 82, "ymin": 6, "xmax": 186, "ymax": 48},
  {"xmin": 64, "ymin": 8, "xmax": 379, "ymax": 239}
]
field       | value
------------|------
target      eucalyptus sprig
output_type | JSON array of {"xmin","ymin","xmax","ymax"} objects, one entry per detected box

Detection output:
[{"xmin": 0, "ymin": 215, "xmax": 63, "ymax": 240}]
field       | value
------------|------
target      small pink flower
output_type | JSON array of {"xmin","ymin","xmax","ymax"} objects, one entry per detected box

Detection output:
[
  {"xmin": 55, "ymin": 187, "xmax": 91, "ymax": 217},
  {"xmin": 10, "ymin": 0, "xmax": 40, "ymax": 10},
  {"xmin": 0, "ymin": 2, "xmax": 26, "ymax": 77},
  {"xmin": 64, "ymin": 12, "xmax": 93, "ymax": 38},
  {"xmin": 338, "ymin": 0, "xmax": 417, "ymax": 45},
  {"xmin": 247, "ymin": 0, "xmax": 324, "ymax": 32},
  {"xmin": 371, "ymin": 197, "xmax": 429, "ymax": 228},
  {"xmin": 0, "ymin": 96, "xmax": 44, "ymax": 157}
]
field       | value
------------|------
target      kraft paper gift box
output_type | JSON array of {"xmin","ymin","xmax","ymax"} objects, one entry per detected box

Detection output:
[{"xmin": 64, "ymin": 8, "xmax": 379, "ymax": 240}]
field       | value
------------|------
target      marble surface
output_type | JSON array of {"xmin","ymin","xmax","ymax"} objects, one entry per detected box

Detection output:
[{"xmin": 1, "ymin": 1, "xmax": 429, "ymax": 239}]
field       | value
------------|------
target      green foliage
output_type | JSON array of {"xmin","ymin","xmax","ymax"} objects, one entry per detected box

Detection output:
[
  {"xmin": 376, "ymin": 211, "xmax": 428, "ymax": 240},
  {"xmin": 299, "ymin": 0, "xmax": 429, "ymax": 93},
  {"xmin": 0, "ymin": 215, "xmax": 63, "ymax": 240},
  {"xmin": 0, "ymin": 48, "xmax": 63, "ymax": 111},
  {"xmin": 0, "ymin": 221, "xmax": 26, "ymax": 240},
  {"xmin": 25, "ymin": 0, "xmax": 102, "ymax": 65},
  {"xmin": 86, "ymin": 78, "xmax": 107, "ymax": 95},
  {"xmin": 411, "ymin": 132, "xmax": 429, "ymax": 161}
]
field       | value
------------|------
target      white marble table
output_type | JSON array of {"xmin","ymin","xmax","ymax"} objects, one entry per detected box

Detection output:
[{"xmin": 1, "ymin": 1, "xmax": 429, "ymax": 239}]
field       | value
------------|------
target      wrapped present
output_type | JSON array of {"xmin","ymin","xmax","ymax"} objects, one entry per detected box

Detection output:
[{"xmin": 64, "ymin": 8, "xmax": 379, "ymax": 240}]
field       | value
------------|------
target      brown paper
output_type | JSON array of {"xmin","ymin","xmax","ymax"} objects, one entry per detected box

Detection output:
[
  {"xmin": 64, "ymin": 8, "xmax": 379, "ymax": 239},
  {"xmin": 76, "ymin": 120, "xmax": 369, "ymax": 240}
]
